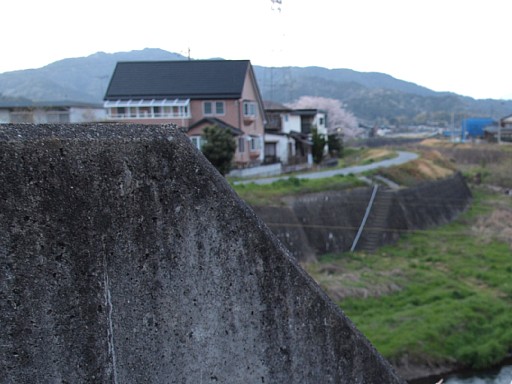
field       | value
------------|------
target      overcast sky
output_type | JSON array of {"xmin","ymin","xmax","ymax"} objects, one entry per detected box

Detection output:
[{"xmin": 2, "ymin": 0, "xmax": 511, "ymax": 100}]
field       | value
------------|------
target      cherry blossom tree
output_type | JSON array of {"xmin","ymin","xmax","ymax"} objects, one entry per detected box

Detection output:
[{"xmin": 286, "ymin": 96, "xmax": 361, "ymax": 139}]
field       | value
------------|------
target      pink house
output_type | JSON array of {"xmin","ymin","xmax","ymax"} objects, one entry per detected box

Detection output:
[{"xmin": 104, "ymin": 60, "xmax": 266, "ymax": 167}]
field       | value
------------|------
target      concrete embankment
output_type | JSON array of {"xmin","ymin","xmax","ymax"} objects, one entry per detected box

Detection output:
[
  {"xmin": 0, "ymin": 124, "xmax": 405, "ymax": 383},
  {"xmin": 253, "ymin": 172, "xmax": 472, "ymax": 260}
]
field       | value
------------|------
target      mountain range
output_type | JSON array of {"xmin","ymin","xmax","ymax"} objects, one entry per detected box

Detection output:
[{"xmin": 1, "ymin": 48, "xmax": 510, "ymax": 126}]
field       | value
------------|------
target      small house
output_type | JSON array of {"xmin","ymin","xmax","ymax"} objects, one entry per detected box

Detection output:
[{"xmin": 104, "ymin": 60, "xmax": 266, "ymax": 167}]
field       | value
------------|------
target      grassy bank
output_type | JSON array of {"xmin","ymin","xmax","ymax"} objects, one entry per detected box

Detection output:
[
  {"xmin": 230, "ymin": 147, "xmax": 393, "ymax": 205},
  {"xmin": 232, "ymin": 174, "xmax": 366, "ymax": 205},
  {"xmin": 304, "ymin": 188, "xmax": 512, "ymax": 370},
  {"xmin": 236, "ymin": 140, "xmax": 512, "ymax": 372}
]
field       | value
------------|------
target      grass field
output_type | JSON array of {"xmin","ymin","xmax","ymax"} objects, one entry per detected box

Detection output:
[
  {"xmin": 303, "ymin": 146, "xmax": 512, "ymax": 370},
  {"xmin": 231, "ymin": 147, "xmax": 392, "ymax": 205},
  {"xmin": 232, "ymin": 174, "xmax": 366, "ymax": 205},
  {"xmin": 236, "ymin": 141, "xmax": 512, "ymax": 370}
]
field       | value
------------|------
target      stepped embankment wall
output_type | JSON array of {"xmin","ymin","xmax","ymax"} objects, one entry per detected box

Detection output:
[{"xmin": 255, "ymin": 173, "xmax": 472, "ymax": 259}]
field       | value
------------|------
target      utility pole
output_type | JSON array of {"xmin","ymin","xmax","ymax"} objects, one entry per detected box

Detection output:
[{"xmin": 498, "ymin": 117, "xmax": 502, "ymax": 144}]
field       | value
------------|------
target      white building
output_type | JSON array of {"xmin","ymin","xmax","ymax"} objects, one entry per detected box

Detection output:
[
  {"xmin": 0, "ymin": 100, "xmax": 106, "ymax": 124},
  {"xmin": 263, "ymin": 101, "xmax": 328, "ymax": 167}
]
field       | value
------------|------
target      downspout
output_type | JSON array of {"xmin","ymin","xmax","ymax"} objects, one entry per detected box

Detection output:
[
  {"xmin": 237, "ymin": 99, "xmax": 242, "ymax": 130},
  {"xmin": 236, "ymin": 100, "xmax": 245, "ymax": 162}
]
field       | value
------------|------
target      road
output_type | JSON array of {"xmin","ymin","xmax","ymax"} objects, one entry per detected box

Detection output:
[{"xmin": 234, "ymin": 151, "xmax": 418, "ymax": 185}]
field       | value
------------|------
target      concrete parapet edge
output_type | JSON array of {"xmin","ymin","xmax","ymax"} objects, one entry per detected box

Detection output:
[{"xmin": 0, "ymin": 124, "xmax": 405, "ymax": 383}]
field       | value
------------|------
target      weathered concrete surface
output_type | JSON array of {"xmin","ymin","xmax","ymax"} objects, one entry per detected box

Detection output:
[
  {"xmin": 0, "ymin": 124, "xmax": 405, "ymax": 383},
  {"xmin": 251, "ymin": 205, "xmax": 317, "ymax": 262},
  {"xmin": 291, "ymin": 189, "xmax": 372, "ymax": 256}
]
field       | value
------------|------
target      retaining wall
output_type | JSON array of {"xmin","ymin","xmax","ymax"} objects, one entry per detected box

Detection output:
[
  {"xmin": 254, "ymin": 173, "xmax": 472, "ymax": 260},
  {"xmin": 0, "ymin": 124, "xmax": 404, "ymax": 383}
]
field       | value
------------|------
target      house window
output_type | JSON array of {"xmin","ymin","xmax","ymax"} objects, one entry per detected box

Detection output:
[
  {"xmin": 10, "ymin": 112, "xmax": 33, "ymax": 123},
  {"xmin": 243, "ymin": 101, "xmax": 257, "ymax": 117},
  {"xmin": 139, "ymin": 107, "xmax": 151, "ymax": 117},
  {"xmin": 249, "ymin": 136, "xmax": 261, "ymax": 151},
  {"xmin": 319, "ymin": 117, "xmax": 325, "ymax": 126},
  {"xmin": 264, "ymin": 142, "xmax": 277, "ymax": 157},
  {"xmin": 204, "ymin": 101, "xmax": 224, "ymax": 116},
  {"xmin": 190, "ymin": 136, "xmax": 203, "ymax": 150},
  {"xmin": 238, "ymin": 137, "xmax": 245, "ymax": 152},
  {"xmin": 47, "ymin": 112, "xmax": 70, "ymax": 123}
]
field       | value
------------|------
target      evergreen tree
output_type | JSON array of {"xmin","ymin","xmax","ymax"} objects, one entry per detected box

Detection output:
[
  {"xmin": 201, "ymin": 125, "xmax": 237, "ymax": 176},
  {"xmin": 311, "ymin": 127, "xmax": 326, "ymax": 164}
]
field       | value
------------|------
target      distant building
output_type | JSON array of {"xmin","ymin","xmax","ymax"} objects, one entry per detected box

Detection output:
[
  {"xmin": 461, "ymin": 117, "xmax": 496, "ymax": 139},
  {"xmin": 263, "ymin": 101, "xmax": 329, "ymax": 168},
  {"xmin": 485, "ymin": 114, "xmax": 512, "ymax": 142},
  {"xmin": 0, "ymin": 100, "xmax": 106, "ymax": 124},
  {"xmin": 104, "ymin": 60, "xmax": 266, "ymax": 168}
]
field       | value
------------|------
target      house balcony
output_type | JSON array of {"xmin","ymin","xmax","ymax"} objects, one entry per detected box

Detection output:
[
  {"xmin": 265, "ymin": 114, "xmax": 283, "ymax": 131},
  {"xmin": 107, "ymin": 112, "xmax": 191, "ymax": 120},
  {"xmin": 104, "ymin": 98, "xmax": 191, "ymax": 120}
]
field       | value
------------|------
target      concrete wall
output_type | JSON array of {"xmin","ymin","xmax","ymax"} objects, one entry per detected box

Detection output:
[
  {"xmin": 0, "ymin": 123, "xmax": 404, "ymax": 383},
  {"xmin": 69, "ymin": 107, "xmax": 107, "ymax": 123},
  {"xmin": 254, "ymin": 173, "xmax": 472, "ymax": 260},
  {"xmin": 229, "ymin": 163, "xmax": 282, "ymax": 178},
  {"xmin": 394, "ymin": 173, "xmax": 471, "ymax": 229}
]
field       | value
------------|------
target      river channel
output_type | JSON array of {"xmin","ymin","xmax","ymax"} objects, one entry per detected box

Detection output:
[
  {"xmin": 424, "ymin": 365, "xmax": 512, "ymax": 384},
  {"xmin": 444, "ymin": 365, "xmax": 511, "ymax": 384}
]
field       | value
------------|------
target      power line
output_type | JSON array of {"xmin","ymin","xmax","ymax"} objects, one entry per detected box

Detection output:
[
  {"xmin": 263, "ymin": 222, "xmax": 508, "ymax": 237},
  {"xmin": 253, "ymin": 199, "xmax": 489, "ymax": 208}
]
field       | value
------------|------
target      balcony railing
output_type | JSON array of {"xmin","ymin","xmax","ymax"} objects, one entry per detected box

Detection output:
[
  {"xmin": 107, "ymin": 112, "xmax": 191, "ymax": 120},
  {"xmin": 104, "ymin": 98, "xmax": 191, "ymax": 120}
]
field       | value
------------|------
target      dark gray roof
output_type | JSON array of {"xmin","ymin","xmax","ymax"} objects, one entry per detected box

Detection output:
[
  {"xmin": 263, "ymin": 100, "xmax": 291, "ymax": 111},
  {"xmin": 104, "ymin": 60, "xmax": 252, "ymax": 101},
  {"xmin": 292, "ymin": 109, "xmax": 325, "ymax": 116},
  {"xmin": 188, "ymin": 117, "xmax": 243, "ymax": 136}
]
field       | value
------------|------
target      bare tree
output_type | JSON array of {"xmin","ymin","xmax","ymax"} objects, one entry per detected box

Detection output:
[{"xmin": 287, "ymin": 96, "xmax": 361, "ymax": 139}]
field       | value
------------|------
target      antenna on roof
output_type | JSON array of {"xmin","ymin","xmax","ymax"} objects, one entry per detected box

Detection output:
[
  {"xmin": 267, "ymin": 0, "xmax": 291, "ymax": 102},
  {"xmin": 270, "ymin": 0, "xmax": 282, "ymax": 12}
]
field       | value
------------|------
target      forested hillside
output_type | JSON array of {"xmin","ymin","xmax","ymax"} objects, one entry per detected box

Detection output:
[{"xmin": 1, "ymin": 48, "xmax": 511, "ymax": 126}]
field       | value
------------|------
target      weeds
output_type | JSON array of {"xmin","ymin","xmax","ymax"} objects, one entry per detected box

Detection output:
[{"xmin": 303, "ymin": 189, "xmax": 512, "ymax": 369}]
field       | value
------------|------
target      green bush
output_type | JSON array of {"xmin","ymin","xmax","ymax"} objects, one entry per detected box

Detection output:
[{"xmin": 201, "ymin": 125, "xmax": 236, "ymax": 176}]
